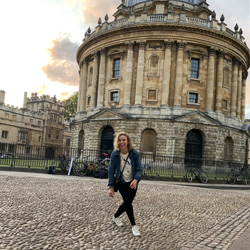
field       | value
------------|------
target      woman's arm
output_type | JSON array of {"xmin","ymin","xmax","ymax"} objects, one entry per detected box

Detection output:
[
  {"xmin": 133, "ymin": 150, "xmax": 142, "ymax": 182},
  {"xmin": 108, "ymin": 151, "xmax": 116, "ymax": 187}
]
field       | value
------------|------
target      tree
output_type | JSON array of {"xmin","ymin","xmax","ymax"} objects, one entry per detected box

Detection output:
[{"xmin": 64, "ymin": 92, "xmax": 78, "ymax": 121}]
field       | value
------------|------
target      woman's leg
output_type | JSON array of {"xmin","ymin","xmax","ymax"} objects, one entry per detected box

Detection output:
[{"xmin": 114, "ymin": 182, "xmax": 137, "ymax": 225}]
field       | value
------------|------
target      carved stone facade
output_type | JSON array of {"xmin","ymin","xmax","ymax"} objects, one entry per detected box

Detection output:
[
  {"xmin": 72, "ymin": 0, "xmax": 250, "ymax": 163},
  {"xmin": 0, "ymin": 91, "xmax": 71, "ymax": 155}
]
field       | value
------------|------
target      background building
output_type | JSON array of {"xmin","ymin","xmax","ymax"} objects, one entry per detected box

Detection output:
[
  {"xmin": 0, "ymin": 90, "xmax": 70, "ymax": 158},
  {"xmin": 72, "ymin": 0, "xmax": 250, "ymax": 164}
]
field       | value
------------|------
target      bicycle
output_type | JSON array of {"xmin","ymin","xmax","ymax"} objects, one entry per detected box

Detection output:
[
  {"xmin": 185, "ymin": 165, "xmax": 208, "ymax": 184},
  {"xmin": 78, "ymin": 153, "xmax": 110, "ymax": 176},
  {"xmin": 50, "ymin": 154, "xmax": 84, "ymax": 175},
  {"xmin": 227, "ymin": 167, "xmax": 248, "ymax": 185},
  {"xmin": 72, "ymin": 155, "xmax": 89, "ymax": 177},
  {"xmin": 142, "ymin": 161, "xmax": 159, "ymax": 180}
]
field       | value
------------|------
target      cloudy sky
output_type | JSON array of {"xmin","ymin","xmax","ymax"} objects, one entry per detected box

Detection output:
[{"xmin": 0, "ymin": 0, "xmax": 249, "ymax": 116}]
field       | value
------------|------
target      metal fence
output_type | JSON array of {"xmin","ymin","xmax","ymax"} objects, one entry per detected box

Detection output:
[{"xmin": 0, "ymin": 143, "xmax": 249, "ymax": 180}]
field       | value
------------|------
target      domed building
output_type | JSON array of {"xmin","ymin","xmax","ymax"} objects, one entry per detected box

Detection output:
[{"xmin": 72, "ymin": 0, "xmax": 250, "ymax": 166}]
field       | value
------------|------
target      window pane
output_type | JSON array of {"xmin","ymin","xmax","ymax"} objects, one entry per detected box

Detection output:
[
  {"xmin": 189, "ymin": 93, "xmax": 198, "ymax": 103},
  {"xmin": 111, "ymin": 91, "xmax": 119, "ymax": 102},
  {"xmin": 190, "ymin": 59, "xmax": 199, "ymax": 79},
  {"xmin": 113, "ymin": 59, "xmax": 120, "ymax": 78},
  {"xmin": 2, "ymin": 131, "xmax": 8, "ymax": 139}
]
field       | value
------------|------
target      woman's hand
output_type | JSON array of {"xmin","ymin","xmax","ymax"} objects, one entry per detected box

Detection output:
[
  {"xmin": 130, "ymin": 179, "xmax": 138, "ymax": 189},
  {"xmin": 109, "ymin": 187, "xmax": 115, "ymax": 198}
]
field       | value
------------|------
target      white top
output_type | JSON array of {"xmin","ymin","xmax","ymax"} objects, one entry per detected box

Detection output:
[{"xmin": 120, "ymin": 152, "xmax": 133, "ymax": 182}]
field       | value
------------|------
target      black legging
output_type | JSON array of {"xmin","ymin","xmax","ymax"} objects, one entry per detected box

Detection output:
[{"xmin": 114, "ymin": 181, "xmax": 137, "ymax": 226}]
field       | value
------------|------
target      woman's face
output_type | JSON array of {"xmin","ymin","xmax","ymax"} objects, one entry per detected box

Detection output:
[{"xmin": 118, "ymin": 135, "xmax": 128, "ymax": 152}]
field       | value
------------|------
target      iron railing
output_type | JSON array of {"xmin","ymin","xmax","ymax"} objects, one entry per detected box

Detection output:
[{"xmin": 0, "ymin": 143, "xmax": 249, "ymax": 180}]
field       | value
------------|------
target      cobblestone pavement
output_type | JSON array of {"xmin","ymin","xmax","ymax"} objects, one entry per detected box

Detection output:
[{"xmin": 0, "ymin": 172, "xmax": 250, "ymax": 250}]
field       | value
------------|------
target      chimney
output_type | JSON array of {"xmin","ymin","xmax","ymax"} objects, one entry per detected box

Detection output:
[
  {"xmin": 23, "ymin": 92, "xmax": 28, "ymax": 108},
  {"xmin": 0, "ymin": 90, "xmax": 5, "ymax": 104}
]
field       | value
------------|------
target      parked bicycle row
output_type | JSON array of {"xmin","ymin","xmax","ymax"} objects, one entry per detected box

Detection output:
[{"xmin": 50, "ymin": 153, "xmax": 249, "ymax": 185}]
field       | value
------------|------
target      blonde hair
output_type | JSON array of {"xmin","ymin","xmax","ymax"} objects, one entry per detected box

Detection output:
[{"xmin": 114, "ymin": 131, "xmax": 134, "ymax": 151}]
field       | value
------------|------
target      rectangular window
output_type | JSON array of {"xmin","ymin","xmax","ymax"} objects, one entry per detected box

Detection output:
[
  {"xmin": 190, "ymin": 59, "xmax": 199, "ymax": 79},
  {"xmin": 2, "ymin": 131, "xmax": 8, "ymax": 139},
  {"xmin": 12, "ymin": 115, "xmax": 16, "ymax": 120},
  {"xmin": 56, "ymin": 130, "xmax": 59, "ymax": 140},
  {"xmin": 222, "ymin": 100, "xmax": 228, "ymax": 110},
  {"xmin": 113, "ymin": 59, "xmax": 120, "ymax": 78},
  {"xmin": 4, "ymin": 113, "xmax": 9, "ymax": 119},
  {"xmin": 188, "ymin": 93, "xmax": 199, "ymax": 104},
  {"xmin": 110, "ymin": 91, "xmax": 119, "ymax": 102},
  {"xmin": 148, "ymin": 90, "xmax": 157, "ymax": 100},
  {"xmin": 30, "ymin": 119, "xmax": 33, "ymax": 124},
  {"xmin": 39, "ymin": 136, "xmax": 41, "ymax": 142},
  {"xmin": 38, "ymin": 121, "xmax": 41, "ymax": 126}
]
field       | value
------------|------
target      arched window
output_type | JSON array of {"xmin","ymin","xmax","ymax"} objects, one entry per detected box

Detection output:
[
  {"xmin": 140, "ymin": 129, "xmax": 157, "ymax": 154},
  {"xmin": 185, "ymin": 129, "xmax": 203, "ymax": 166},
  {"xmin": 224, "ymin": 137, "xmax": 233, "ymax": 161},
  {"xmin": 100, "ymin": 126, "xmax": 114, "ymax": 155}
]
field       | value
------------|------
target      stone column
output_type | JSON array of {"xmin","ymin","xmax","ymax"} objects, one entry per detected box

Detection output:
[
  {"xmin": 230, "ymin": 59, "xmax": 239, "ymax": 117},
  {"xmin": 161, "ymin": 41, "xmax": 173, "ymax": 106},
  {"xmin": 135, "ymin": 41, "xmax": 146, "ymax": 106},
  {"xmin": 80, "ymin": 59, "xmax": 88, "ymax": 112},
  {"xmin": 205, "ymin": 48, "xmax": 216, "ymax": 111},
  {"xmin": 241, "ymin": 73, "xmax": 247, "ymax": 121},
  {"xmin": 90, "ymin": 52, "xmax": 99, "ymax": 109},
  {"xmin": 97, "ymin": 49, "xmax": 106, "ymax": 109},
  {"xmin": 215, "ymin": 51, "xmax": 224, "ymax": 113},
  {"xmin": 237, "ymin": 64, "xmax": 243, "ymax": 118},
  {"xmin": 124, "ymin": 42, "xmax": 134, "ymax": 106},
  {"xmin": 173, "ymin": 42, "xmax": 185, "ymax": 107},
  {"xmin": 77, "ymin": 67, "xmax": 82, "ymax": 112}
]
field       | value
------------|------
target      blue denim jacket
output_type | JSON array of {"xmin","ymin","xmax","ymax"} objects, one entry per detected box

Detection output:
[{"xmin": 108, "ymin": 149, "xmax": 142, "ymax": 186}]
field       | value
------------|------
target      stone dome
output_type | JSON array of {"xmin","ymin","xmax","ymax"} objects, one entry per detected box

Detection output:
[{"xmin": 73, "ymin": 0, "xmax": 250, "ymax": 167}]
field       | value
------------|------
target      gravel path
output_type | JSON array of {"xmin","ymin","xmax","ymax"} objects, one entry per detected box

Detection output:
[{"xmin": 0, "ymin": 173, "xmax": 249, "ymax": 250}]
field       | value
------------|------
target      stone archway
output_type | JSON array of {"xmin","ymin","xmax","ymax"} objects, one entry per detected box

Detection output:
[
  {"xmin": 185, "ymin": 129, "xmax": 203, "ymax": 166},
  {"xmin": 140, "ymin": 129, "xmax": 157, "ymax": 154},
  {"xmin": 100, "ymin": 126, "xmax": 114, "ymax": 156}
]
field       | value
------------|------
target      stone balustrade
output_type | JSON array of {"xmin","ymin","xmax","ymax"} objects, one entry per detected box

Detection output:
[{"xmin": 84, "ymin": 14, "xmax": 247, "ymax": 47}]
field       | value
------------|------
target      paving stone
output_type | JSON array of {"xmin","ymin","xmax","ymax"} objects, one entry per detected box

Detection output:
[{"xmin": 0, "ymin": 174, "xmax": 250, "ymax": 250}]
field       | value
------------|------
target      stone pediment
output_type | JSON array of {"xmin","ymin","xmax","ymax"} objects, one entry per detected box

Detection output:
[
  {"xmin": 107, "ymin": 48, "xmax": 125, "ymax": 57},
  {"xmin": 174, "ymin": 111, "xmax": 221, "ymax": 126},
  {"xmin": 88, "ymin": 109, "xmax": 125, "ymax": 121}
]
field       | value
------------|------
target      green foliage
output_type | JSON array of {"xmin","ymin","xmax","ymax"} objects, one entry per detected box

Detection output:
[{"xmin": 64, "ymin": 92, "xmax": 78, "ymax": 121}]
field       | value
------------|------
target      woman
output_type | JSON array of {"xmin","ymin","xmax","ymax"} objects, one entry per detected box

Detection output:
[{"xmin": 108, "ymin": 131, "xmax": 142, "ymax": 237}]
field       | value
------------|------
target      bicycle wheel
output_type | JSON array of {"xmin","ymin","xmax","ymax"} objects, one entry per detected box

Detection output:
[
  {"xmin": 145, "ymin": 166, "xmax": 159, "ymax": 180},
  {"xmin": 72, "ymin": 161, "xmax": 78, "ymax": 175},
  {"xmin": 199, "ymin": 171, "xmax": 208, "ymax": 184},
  {"xmin": 74, "ymin": 162, "xmax": 88, "ymax": 176},
  {"xmin": 186, "ymin": 170, "xmax": 193, "ymax": 183},
  {"xmin": 227, "ymin": 173, "xmax": 236, "ymax": 184}
]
